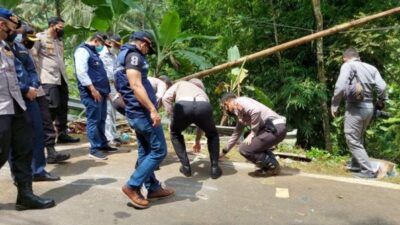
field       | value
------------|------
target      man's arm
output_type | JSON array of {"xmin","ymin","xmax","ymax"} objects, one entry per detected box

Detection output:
[
  {"xmin": 126, "ymin": 69, "xmax": 160, "ymax": 126},
  {"xmin": 74, "ymin": 47, "xmax": 101, "ymax": 102},
  {"xmin": 331, "ymin": 63, "xmax": 350, "ymax": 116},
  {"xmin": 193, "ymin": 127, "xmax": 204, "ymax": 153},
  {"xmin": 223, "ymin": 122, "xmax": 245, "ymax": 154},
  {"xmin": 374, "ymin": 69, "xmax": 388, "ymax": 101}
]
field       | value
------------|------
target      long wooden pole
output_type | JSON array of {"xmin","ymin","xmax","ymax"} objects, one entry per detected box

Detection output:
[{"xmin": 176, "ymin": 7, "xmax": 400, "ymax": 81}]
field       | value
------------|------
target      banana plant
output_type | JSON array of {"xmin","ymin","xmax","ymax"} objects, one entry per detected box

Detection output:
[
  {"xmin": 147, "ymin": 11, "xmax": 219, "ymax": 76},
  {"xmin": 215, "ymin": 45, "xmax": 273, "ymax": 106}
]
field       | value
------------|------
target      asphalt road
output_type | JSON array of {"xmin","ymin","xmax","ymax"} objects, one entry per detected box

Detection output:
[{"xmin": 1, "ymin": 142, "xmax": 399, "ymax": 225}]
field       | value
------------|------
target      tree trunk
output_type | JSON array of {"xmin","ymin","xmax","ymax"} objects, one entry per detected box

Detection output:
[
  {"xmin": 312, "ymin": 0, "xmax": 332, "ymax": 153},
  {"xmin": 269, "ymin": 0, "xmax": 282, "ymax": 67},
  {"xmin": 55, "ymin": 0, "xmax": 62, "ymax": 18},
  {"xmin": 175, "ymin": 7, "xmax": 400, "ymax": 82}
]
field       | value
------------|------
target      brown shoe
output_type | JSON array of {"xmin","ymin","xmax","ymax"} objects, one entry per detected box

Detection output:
[
  {"xmin": 147, "ymin": 187, "xmax": 175, "ymax": 200},
  {"xmin": 122, "ymin": 185, "xmax": 149, "ymax": 209}
]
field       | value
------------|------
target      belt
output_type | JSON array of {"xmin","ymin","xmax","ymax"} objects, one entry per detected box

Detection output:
[
  {"xmin": 177, "ymin": 96, "xmax": 207, "ymax": 102},
  {"xmin": 272, "ymin": 118, "xmax": 286, "ymax": 125}
]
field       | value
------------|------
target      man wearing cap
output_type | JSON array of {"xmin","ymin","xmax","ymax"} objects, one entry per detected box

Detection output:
[
  {"xmin": 8, "ymin": 24, "xmax": 63, "ymax": 181},
  {"xmin": 99, "ymin": 35, "xmax": 123, "ymax": 146},
  {"xmin": 32, "ymin": 17, "xmax": 80, "ymax": 144},
  {"xmin": 116, "ymin": 31, "xmax": 174, "ymax": 209},
  {"xmin": 162, "ymin": 78, "xmax": 223, "ymax": 179},
  {"xmin": 220, "ymin": 93, "xmax": 287, "ymax": 177},
  {"xmin": 0, "ymin": 8, "xmax": 55, "ymax": 210},
  {"xmin": 74, "ymin": 32, "xmax": 116, "ymax": 160}
]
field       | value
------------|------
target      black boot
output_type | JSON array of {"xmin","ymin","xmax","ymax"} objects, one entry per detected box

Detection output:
[
  {"xmin": 15, "ymin": 182, "xmax": 55, "ymax": 211},
  {"xmin": 254, "ymin": 151, "xmax": 280, "ymax": 176},
  {"xmin": 179, "ymin": 165, "xmax": 192, "ymax": 177},
  {"xmin": 46, "ymin": 146, "xmax": 70, "ymax": 164},
  {"xmin": 210, "ymin": 161, "xmax": 222, "ymax": 179},
  {"xmin": 210, "ymin": 166, "xmax": 222, "ymax": 179},
  {"xmin": 57, "ymin": 132, "xmax": 80, "ymax": 144}
]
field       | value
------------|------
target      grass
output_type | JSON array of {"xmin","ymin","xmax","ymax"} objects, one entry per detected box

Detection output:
[{"xmin": 221, "ymin": 142, "xmax": 400, "ymax": 185}]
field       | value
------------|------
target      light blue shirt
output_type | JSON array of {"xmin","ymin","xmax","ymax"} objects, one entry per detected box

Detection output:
[{"xmin": 74, "ymin": 47, "xmax": 92, "ymax": 86}]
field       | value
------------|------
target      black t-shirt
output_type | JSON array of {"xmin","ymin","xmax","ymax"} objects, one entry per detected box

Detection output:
[{"xmin": 125, "ymin": 52, "xmax": 144, "ymax": 71}]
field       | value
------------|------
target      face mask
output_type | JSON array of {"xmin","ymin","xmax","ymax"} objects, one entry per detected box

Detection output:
[
  {"xmin": 14, "ymin": 34, "xmax": 23, "ymax": 43},
  {"xmin": 96, "ymin": 44, "xmax": 104, "ymax": 53},
  {"xmin": 23, "ymin": 40, "xmax": 35, "ymax": 49},
  {"xmin": 5, "ymin": 31, "xmax": 17, "ymax": 42},
  {"xmin": 56, "ymin": 28, "xmax": 64, "ymax": 38}
]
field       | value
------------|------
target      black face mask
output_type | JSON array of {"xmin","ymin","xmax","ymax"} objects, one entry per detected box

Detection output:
[
  {"xmin": 56, "ymin": 28, "xmax": 64, "ymax": 38},
  {"xmin": 5, "ymin": 31, "xmax": 17, "ymax": 42},
  {"xmin": 23, "ymin": 40, "xmax": 35, "ymax": 49}
]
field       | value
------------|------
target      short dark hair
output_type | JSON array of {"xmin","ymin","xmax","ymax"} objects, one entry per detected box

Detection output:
[
  {"xmin": 48, "ymin": 17, "xmax": 64, "ymax": 26},
  {"xmin": 343, "ymin": 48, "xmax": 360, "ymax": 59},
  {"xmin": 220, "ymin": 92, "xmax": 237, "ymax": 104},
  {"xmin": 90, "ymin": 32, "xmax": 108, "ymax": 43}
]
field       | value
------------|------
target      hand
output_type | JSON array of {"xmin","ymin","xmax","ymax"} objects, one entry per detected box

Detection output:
[
  {"xmin": 193, "ymin": 142, "xmax": 201, "ymax": 153},
  {"xmin": 108, "ymin": 94, "xmax": 112, "ymax": 101},
  {"xmin": 90, "ymin": 88, "xmax": 102, "ymax": 102},
  {"xmin": 25, "ymin": 87, "xmax": 37, "ymax": 101},
  {"xmin": 150, "ymin": 109, "xmax": 161, "ymax": 127},
  {"xmin": 219, "ymin": 152, "xmax": 226, "ymax": 160},
  {"xmin": 244, "ymin": 132, "xmax": 254, "ymax": 145}
]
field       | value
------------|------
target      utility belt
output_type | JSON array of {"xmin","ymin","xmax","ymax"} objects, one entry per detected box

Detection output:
[{"xmin": 176, "ymin": 96, "xmax": 207, "ymax": 102}]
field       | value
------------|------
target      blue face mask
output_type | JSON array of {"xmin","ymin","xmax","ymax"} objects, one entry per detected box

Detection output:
[
  {"xmin": 14, "ymin": 34, "xmax": 23, "ymax": 43},
  {"xmin": 96, "ymin": 45, "xmax": 104, "ymax": 53}
]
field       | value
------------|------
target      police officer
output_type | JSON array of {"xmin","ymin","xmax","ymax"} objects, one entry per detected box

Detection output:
[
  {"xmin": 74, "ymin": 32, "xmax": 116, "ymax": 160},
  {"xmin": 0, "ymin": 8, "xmax": 55, "ymax": 210},
  {"xmin": 99, "ymin": 35, "xmax": 122, "ymax": 146},
  {"xmin": 220, "ymin": 93, "xmax": 287, "ymax": 177},
  {"xmin": 162, "ymin": 78, "xmax": 223, "ymax": 179},
  {"xmin": 32, "ymin": 17, "xmax": 80, "ymax": 144},
  {"xmin": 331, "ymin": 48, "xmax": 387, "ymax": 179},
  {"xmin": 22, "ymin": 25, "xmax": 70, "ymax": 164},
  {"xmin": 9, "ymin": 24, "xmax": 61, "ymax": 181},
  {"xmin": 116, "ymin": 31, "xmax": 174, "ymax": 209}
]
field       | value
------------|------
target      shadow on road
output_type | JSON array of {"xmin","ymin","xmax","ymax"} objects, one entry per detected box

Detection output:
[
  {"xmin": 49, "ymin": 160, "xmax": 107, "ymax": 177},
  {"xmin": 41, "ymin": 178, "xmax": 117, "ymax": 205}
]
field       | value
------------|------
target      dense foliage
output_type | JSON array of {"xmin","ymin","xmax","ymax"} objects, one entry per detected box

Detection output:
[{"xmin": 6, "ymin": 0, "xmax": 400, "ymax": 162}]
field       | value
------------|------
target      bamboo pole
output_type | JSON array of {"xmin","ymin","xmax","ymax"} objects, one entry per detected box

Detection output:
[{"xmin": 176, "ymin": 7, "xmax": 400, "ymax": 82}]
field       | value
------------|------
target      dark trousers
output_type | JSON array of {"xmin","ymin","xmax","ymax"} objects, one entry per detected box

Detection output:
[
  {"xmin": 0, "ymin": 105, "xmax": 33, "ymax": 183},
  {"xmin": 37, "ymin": 95, "xmax": 56, "ymax": 147},
  {"xmin": 81, "ymin": 94, "xmax": 108, "ymax": 153},
  {"xmin": 170, "ymin": 101, "xmax": 220, "ymax": 166},
  {"xmin": 26, "ymin": 100, "xmax": 46, "ymax": 176},
  {"xmin": 239, "ymin": 124, "xmax": 287, "ymax": 163},
  {"xmin": 42, "ymin": 79, "xmax": 69, "ymax": 134}
]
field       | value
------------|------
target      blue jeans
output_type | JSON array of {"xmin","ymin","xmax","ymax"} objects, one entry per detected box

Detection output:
[
  {"xmin": 81, "ymin": 95, "xmax": 108, "ymax": 154},
  {"xmin": 127, "ymin": 117, "xmax": 167, "ymax": 192},
  {"xmin": 26, "ymin": 100, "xmax": 46, "ymax": 176}
]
